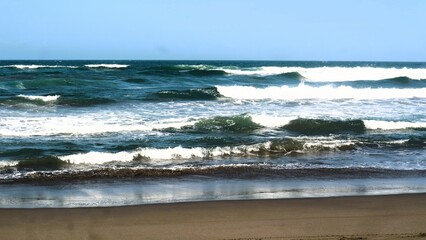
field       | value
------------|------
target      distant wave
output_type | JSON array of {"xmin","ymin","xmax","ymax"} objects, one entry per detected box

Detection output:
[
  {"xmin": 185, "ymin": 69, "xmax": 227, "ymax": 76},
  {"xmin": 0, "ymin": 65, "xmax": 78, "ymax": 69},
  {"xmin": 174, "ymin": 65, "xmax": 426, "ymax": 82},
  {"xmin": 0, "ymin": 95, "xmax": 115, "ymax": 108},
  {"xmin": 220, "ymin": 66, "xmax": 426, "ymax": 81},
  {"xmin": 84, "ymin": 64, "xmax": 129, "ymax": 69},
  {"xmin": 348, "ymin": 77, "xmax": 426, "ymax": 89},
  {"xmin": 0, "ymin": 64, "xmax": 129, "ymax": 69},
  {"xmin": 216, "ymin": 84, "xmax": 426, "ymax": 100},
  {"xmin": 149, "ymin": 87, "xmax": 222, "ymax": 101},
  {"xmin": 138, "ymin": 65, "xmax": 226, "ymax": 76}
]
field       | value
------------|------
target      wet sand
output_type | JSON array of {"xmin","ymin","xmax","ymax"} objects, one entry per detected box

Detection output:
[{"xmin": 0, "ymin": 194, "xmax": 425, "ymax": 240}]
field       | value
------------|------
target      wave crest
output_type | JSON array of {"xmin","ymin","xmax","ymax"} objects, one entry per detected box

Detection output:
[
  {"xmin": 150, "ymin": 87, "xmax": 221, "ymax": 101},
  {"xmin": 364, "ymin": 120, "xmax": 426, "ymax": 130},
  {"xmin": 282, "ymin": 118, "xmax": 366, "ymax": 135},
  {"xmin": 216, "ymin": 84, "xmax": 426, "ymax": 100},
  {"xmin": 162, "ymin": 114, "xmax": 261, "ymax": 133},
  {"xmin": 16, "ymin": 94, "xmax": 60, "ymax": 102},
  {"xmin": 0, "ymin": 65, "xmax": 78, "ymax": 69},
  {"xmin": 58, "ymin": 139, "xmax": 358, "ymax": 165},
  {"xmin": 218, "ymin": 66, "xmax": 426, "ymax": 81},
  {"xmin": 84, "ymin": 64, "xmax": 129, "ymax": 68}
]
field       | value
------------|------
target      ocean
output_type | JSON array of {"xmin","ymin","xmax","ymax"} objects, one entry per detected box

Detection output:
[{"xmin": 0, "ymin": 60, "xmax": 425, "ymax": 207}]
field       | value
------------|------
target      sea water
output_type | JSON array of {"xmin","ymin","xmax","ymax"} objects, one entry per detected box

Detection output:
[{"xmin": 0, "ymin": 61, "xmax": 425, "ymax": 207}]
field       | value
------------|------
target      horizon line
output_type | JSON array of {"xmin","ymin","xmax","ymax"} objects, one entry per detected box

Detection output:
[{"xmin": 0, "ymin": 59, "xmax": 425, "ymax": 63}]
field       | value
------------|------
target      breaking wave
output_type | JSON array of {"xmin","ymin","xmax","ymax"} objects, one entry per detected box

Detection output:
[
  {"xmin": 0, "ymin": 65, "xmax": 78, "ymax": 69},
  {"xmin": 216, "ymin": 84, "xmax": 426, "ymax": 100},
  {"xmin": 0, "ymin": 116, "xmax": 196, "ymax": 137},
  {"xmin": 364, "ymin": 120, "xmax": 426, "ymax": 130},
  {"xmin": 58, "ymin": 139, "xmax": 357, "ymax": 165},
  {"xmin": 0, "ymin": 95, "xmax": 115, "ymax": 107},
  {"xmin": 215, "ymin": 66, "xmax": 426, "ymax": 81},
  {"xmin": 84, "ymin": 64, "xmax": 129, "ymax": 69},
  {"xmin": 16, "ymin": 94, "xmax": 60, "ymax": 102},
  {"xmin": 1, "ymin": 112, "xmax": 424, "ymax": 137}
]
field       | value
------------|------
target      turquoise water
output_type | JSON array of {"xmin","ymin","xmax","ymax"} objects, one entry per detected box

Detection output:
[{"xmin": 0, "ymin": 61, "xmax": 425, "ymax": 205}]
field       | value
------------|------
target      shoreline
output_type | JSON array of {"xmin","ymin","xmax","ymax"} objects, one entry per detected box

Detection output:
[
  {"xmin": 1, "ymin": 176, "xmax": 425, "ymax": 208},
  {"xmin": 1, "ymin": 193, "xmax": 426, "ymax": 240}
]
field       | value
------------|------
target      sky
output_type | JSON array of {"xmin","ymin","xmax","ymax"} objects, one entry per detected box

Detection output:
[{"xmin": 0, "ymin": 0, "xmax": 425, "ymax": 61}]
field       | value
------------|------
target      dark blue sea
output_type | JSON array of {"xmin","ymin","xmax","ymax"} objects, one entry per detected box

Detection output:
[{"xmin": 0, "ymin": 61, "xmax": 425, "ymax": 207}]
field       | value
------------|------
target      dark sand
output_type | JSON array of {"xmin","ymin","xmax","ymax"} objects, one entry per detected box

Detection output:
[{"xmin": 1, "ymin": 194, "xmax": 426, "ymax": 240}]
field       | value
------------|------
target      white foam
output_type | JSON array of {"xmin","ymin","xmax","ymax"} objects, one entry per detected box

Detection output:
[
  {"xmin": 250, "ymin": 114, "xmax": 296, "ymax": 128},
  {"xmin": 216, "ymin": 84, "xmax": 426, "ymax": 100},
  {"xmin": 216, "ymin": 66, "xmax": 426, "ymax": 81},
  {"xmin": 85, "ymin": 64, "xmax": 129, "ymax": 68},
  {"xmin": 303, "ymin": 140, "xmax": 357, "ymax": 150},
  {"xmin": 17, "ymin": 95, "xmax": 60, "ymax": 102},
  {"xmin": 0, "ymin": 116, "xmax": 196, "ymax": 137},
  {"xmin": 364, "ymin": 120, "xmax": 426, "ymax": 130},
  {"xmin": 59, "ymin": 139, "xmax": 357, "ymax": 165},
  {"xmin": 1, "ymin": 65, "xmax": 77, "ymax": 69},
  {"xmin": 0, "ymin": 161, "xmax": 19, "ymax": 168},
  {"xmin": 60, "ymin": 143, "xmax": 271, "ymax": 164},
  {"xmin": 60, "ymin": 146, "xmax": 214, "ymax": 164},
  {"xmin": 175, "ymin": 64, "xmax": 214, "ymax": 70},
  {"xmin": 60, "ymin": 146, "xmax": 249, "ymax": 164}
]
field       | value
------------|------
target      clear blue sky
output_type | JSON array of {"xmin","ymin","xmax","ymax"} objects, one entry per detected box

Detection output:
[{"xmin": 1, "ymin": 0, "xmax": 425, "ymax": 61}]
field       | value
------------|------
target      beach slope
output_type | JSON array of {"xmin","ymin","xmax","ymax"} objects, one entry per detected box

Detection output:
[{"xmin": 1, "ymin": 194, "xmax": 426, "ymax": 240}]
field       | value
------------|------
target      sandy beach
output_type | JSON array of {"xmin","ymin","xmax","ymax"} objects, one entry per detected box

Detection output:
[{"xmin": 1, "ymin": 193, "xmax": 425, "ymax": 240}]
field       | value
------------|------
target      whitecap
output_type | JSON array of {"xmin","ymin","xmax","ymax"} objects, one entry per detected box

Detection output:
[
  {"xmin": 364, "ymin": 120, "xmax": 426, "ymax": 130},
  {"xmin": 217, "ymin": 66, "xmax": 426, "ymax": 81},
  {"xmin": 85, "ymin": 64, "xmax": 129, "ymax": 68},
  {"xmin": 1, "ymin": 65, "xmax": 77, "ymax": 69},
  {"xmin": 17, "ymin": 94, "xmax": 60, "ymax": 102},
  {"xmin": 216, "ymin": 84, "xmax": 426, "ymax": 100}
]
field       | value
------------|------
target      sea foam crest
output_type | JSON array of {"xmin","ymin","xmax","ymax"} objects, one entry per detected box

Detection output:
[
  {"xmin": 59, "ymin": 139, "xmax": 357, "ymax": 165},
  {"xmin": 364, "ymin": 120, "xmax": 426, "ymax": 130},
  {"xmin": 250, "ymin": 114, "xmax": 296, "ymax": 128},
  {"xmin": 85, "ymin": 64, "xmax": 129, "ymax": 68},
  {"xmin": 216, "ymin": 84, "xmax": 426, "ymax": 100},
  {"xmin": 0, "ymin": 161, "xmax": 19, "ymax": 168},
  {"xmin": 60, "ymin": 146, "xmax": 214, "ymax": 164},
  {"xmin": 60, "ymin": 144, "xmax": 256, "ymax": 164},
  {"xmin": 0, "ymin": 116, "xmax": 196, "ymax": 137},
  {"xmin": 17, "ymin": 94, "xmax": 60, "ymax": 102},
  {"xmin": 1, "ymin": 65, "xmax": 78, "ymax": 69},
  {"xmin": 217, "ymin": 66, "xmax": 426, "ymax": 81}
]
